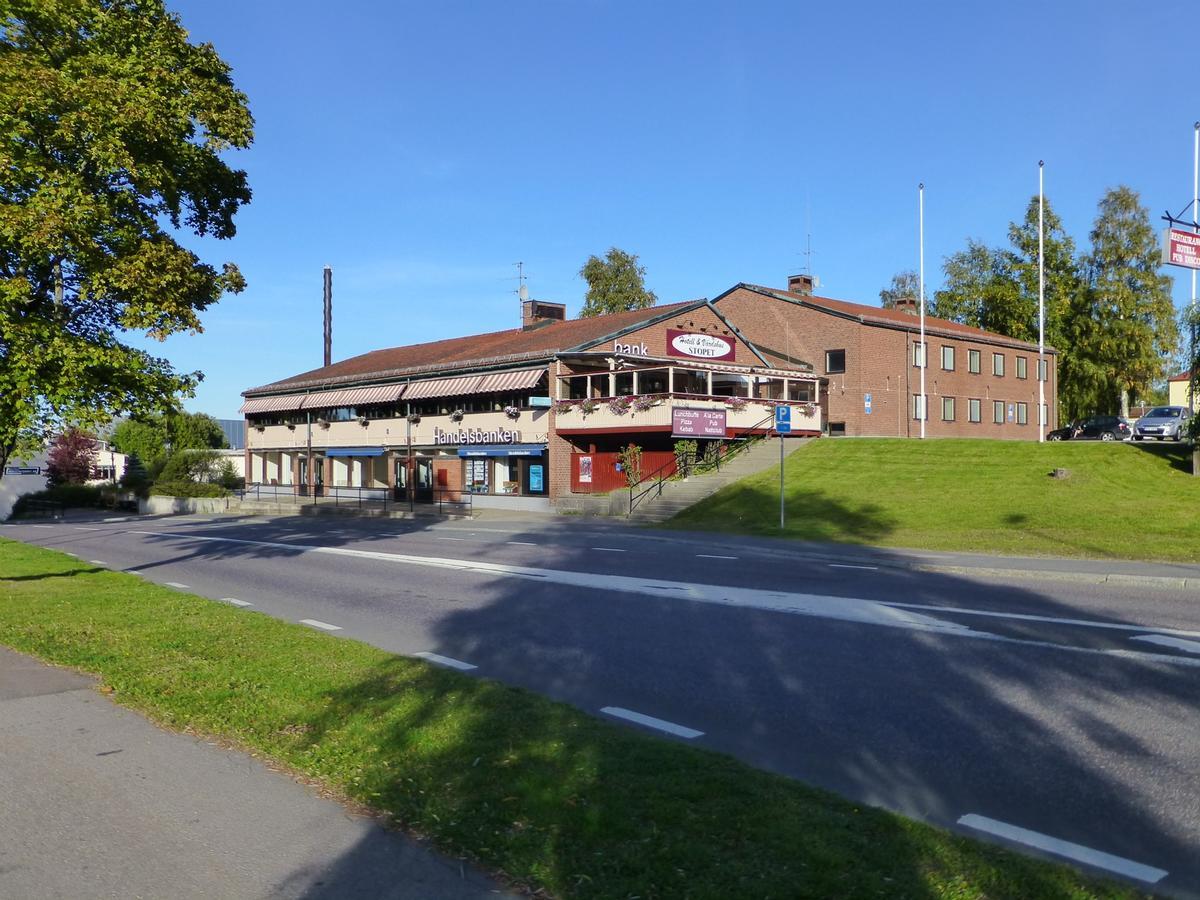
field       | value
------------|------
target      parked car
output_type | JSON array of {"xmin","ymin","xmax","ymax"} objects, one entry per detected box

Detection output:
[
  {"xmin": 1048, "ymin": 415, "xmax": 1130, "ymax": 442},
  {"xmin": 1133, "ymin": 406, "xmax": 1191, "ymax": 442}
]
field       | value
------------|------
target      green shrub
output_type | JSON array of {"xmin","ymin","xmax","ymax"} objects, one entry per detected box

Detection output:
[
  {"xmin": 11, "ymin": 484, "xmax": 107, "ymax": 517},
  {"xmin": 149, "ymin": 481, "xmax": 230, "ymax": 498}
]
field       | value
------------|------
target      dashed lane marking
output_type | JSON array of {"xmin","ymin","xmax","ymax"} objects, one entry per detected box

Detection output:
[
  {"xmin": 89, "ymin": 560, "xmax": 108, "ymax": 566},
  {"xmin": 601, "ymin": 707, "xmax": 704, "ymax": 739},
  {"xmin": 591, "ymin": 547, "xmax": 626, "ymax": 552},
  {"xmin": 164, "ymin": 582, "xmax": 190, "ymax": 589},
  {"xmin": 300, "ymin": 619, "xmax": 341, "ymax": 631},
  {"xmin": 222, "ymin": 598, "xmax": 253, "ymax": 607},
  {"xmin": 957, "ymin": 814, "xmax": 1167, "ymax": 884},
  {"xmin": 506, "ymin": 541, "xmax": 537, "ymax": 546},
  {"xmin": 413, "ymin": 651, "xmax": 477, "ymax": 671},
  {"xmin": 696, "ymin": 554, "xmax": 738, "ymax": 560},
  {"xmin": 829, "ymin": 563, "xmax": 879, "ymax": 570}
]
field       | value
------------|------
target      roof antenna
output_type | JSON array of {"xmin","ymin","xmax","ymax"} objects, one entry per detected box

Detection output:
[{"xmin": 516, "ymin": 261, "xmax": 528, "ymax": 303}]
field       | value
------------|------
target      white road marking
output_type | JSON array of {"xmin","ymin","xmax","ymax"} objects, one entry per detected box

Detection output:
[
  {"xmin": 829, "ymin": 563, "xmax": 879, "ymax": 570},
  {"xmin": 957, "ymin": 814, "xmax": 1168, "ymax": 884},
  {"xmin": 89, "ymin": 560, "xmax": 108, "ymax": 566},
  {"xmin": 601, "ymin": 707, "xmax": 704, "ymax": 739},
  {"xmin": 221, "ymin": 598, "xmax": 253, "ymax": 607},
  {"xmin": 74, "ymin": 526, "xmax": 101, "ymax": 531},
  {"xmin": 1131, "ymin": 634, "xmax": 1200, "ymax": 654},
  {"xmin": 881, "ymin": 601, "xmax": 1200, "ymax": 640},
  {"xmin": 437, "ymin": 537, "xmax": 467, "ymax": 541},
  {"xmin": 164, "ymin": 582, "xmax": 190, "ymax": 589},
  {"xmin": 102, "ymin": 517, "xmax": 130, "ymax": 523},
  {"xmin": 300, "ymin": 619, "xmax": 341, "ymax": 631},
  {"xmin": 413, "ymin": 651, "xmax": 477, "ymax": 671},
  {"xmin": 124, "ymin": 531, "xmax": 1200, "ymax": 667},
  {"xmin": 506, "ymin": 541, "xmax": 537, "ymax": 546},
  {"xmin": 591, "ymin": 547, "xmax": 626, "ymax": 552},
  {"xmin": 697, "ymin": 554, "xmax": 738, "ymax": 560},
  {"xmin": 31, "ymin": 525, "xmax": 53, "ymax": 529}
]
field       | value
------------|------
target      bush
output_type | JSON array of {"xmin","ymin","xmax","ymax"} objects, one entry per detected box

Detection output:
[
  {"xmin": 11, "ymin": 484, "xmax": 107, "ymax": 517},
  {"xmin": 149, "ymin": 481, "xmax": 230, "ymax": 498},
  {"xmin": 157, "ymin": 448, "xmax": 221, "ymax": 483}
]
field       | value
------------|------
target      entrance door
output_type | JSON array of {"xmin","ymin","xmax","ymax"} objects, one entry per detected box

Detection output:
[
  {"xmin": 298, "ymin": 458, "xmax": 309, "ymax": 496},
  {"xmin": 394, "ymin": 458, "xmax": 409, "ymax": 501},
  {"xmin": 415, "ymin": 459, "xmax": 433, "ymax": 504},
  {"xmin": 313, "ymin": 457, "xmax": 324, "ymax": 496}
]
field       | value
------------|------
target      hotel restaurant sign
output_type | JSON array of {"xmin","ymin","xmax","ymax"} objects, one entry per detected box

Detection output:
[
  {"xmin": 666, "ymin": 329, "xmax": 736, "ymax": 362},
  {"xmin": 1162, "ymin": 228, "xmax": 1200, "ymax": 270}
]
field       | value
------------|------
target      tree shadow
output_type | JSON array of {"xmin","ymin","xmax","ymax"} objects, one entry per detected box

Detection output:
[
  {"xmin": 0, "ymin": 567, "xmax": 104, "ymax": 582},
  {"xmin": 1129, "ymin": 441, "xmax": 1194, "ymax": 475}
]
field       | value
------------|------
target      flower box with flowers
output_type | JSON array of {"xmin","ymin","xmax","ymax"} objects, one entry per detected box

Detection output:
[
  {"xmin": 578, "ymin": 399, "xmax": 599, "ymax": 415},
  {"xmin": 631, "ymin": 394, "xmax": 660, "ymax": 412},
  {"xmin": 553, "ymin": 399, "xmax": 576, "ymax": 414},
  {"xmin": 607, "ymin": 396, "xmax": 633, "ymax": 415},
  {"xmin": 503, "ymin": 405, "xmax": 520, "ymax": 420},
  {"xmin": 725, "ymin": 397, "xmax": 748, "ymax": 411}
]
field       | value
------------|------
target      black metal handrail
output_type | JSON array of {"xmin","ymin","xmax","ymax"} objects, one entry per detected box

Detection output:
[
  {"xmin": 236, "ymin": 483, "xmax": 473, "ymax": 516},
  {"xmin": 18, "ymin": 499, "xmax": 66, "ymax": 520},
  {"xmin": 627, "ymin": 412, "xmax": 776, "ymax": 516}
]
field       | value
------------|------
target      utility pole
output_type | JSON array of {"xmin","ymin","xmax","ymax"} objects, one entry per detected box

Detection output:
[
  {"xmin": 918, "ymin": 183, "xmax": 926, "ymax": 439},
  {"xmin": 1039, "ymin": 161, "xmax": 1046, "ymax": 442}
]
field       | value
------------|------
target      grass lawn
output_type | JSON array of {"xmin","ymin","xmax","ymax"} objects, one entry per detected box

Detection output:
[
  {"xmin": 0, "ymin": 538, "xmax": 1141, "ymax": 899},
  {"xmin": 667, "ymin": 439, "xmax": 1200, "ymax": 562}
]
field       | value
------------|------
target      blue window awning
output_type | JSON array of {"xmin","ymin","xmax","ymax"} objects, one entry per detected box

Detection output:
[
  {"xmin": 457, "ymin": 444, "xmax": 545, "ymax": 458},
  {"xmin": 325, "ymin": 447, "xmax": 386, "ymax": 457}
]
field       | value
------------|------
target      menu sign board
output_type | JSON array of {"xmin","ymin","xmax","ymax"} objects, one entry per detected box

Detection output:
[
  {"xmin": 671, "ymin": 407, "xmax": 727, "ymax": 437},
  {"xmin": 1162, "ymin": 228, "xmax": 1200, "ymax": 270}
]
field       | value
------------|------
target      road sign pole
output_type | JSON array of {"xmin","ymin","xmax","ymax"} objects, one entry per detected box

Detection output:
[{"xmin": 779, "ymin": 431, "xmax": 785, "ymax": 529}]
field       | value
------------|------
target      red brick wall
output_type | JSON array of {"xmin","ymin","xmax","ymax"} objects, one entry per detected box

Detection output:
[{"xmin": 714, "ymin": 287, "xmax": 1058, "ymax": 439}]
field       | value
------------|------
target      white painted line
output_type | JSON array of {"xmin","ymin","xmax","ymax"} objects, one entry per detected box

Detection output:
[
  {"xmin": 882, "ymin": 601, "xmax": 1200, "ymax": 640},
  {"xmin": 601, "ymin": 707, "xmax": 704, "ymax": 739},
  {"xmin": 31, "ymin": 524, "xmax": 53, "ymax": 529},
  {"xmin": 1131, "ymin": 633, "xmax": 1200, "ymax": 655},
  {"xmin": 89, "ymin": 560, "xmax": 108, "ymax": 566},
  {"xmin": 74, "ymin": 526, "xmax": 101, "ymax": 531},
  {"xmin": 221, "ymin": 598, "xmax": 253, "ymax": 607},
  {"xmin": 696, "ymin": 554, "xmax": 738, "ymax": 560},
  {"xmin": 436, "ymin": 537, "xmax": 467, "ymax": 541},
  {"xmin": 300, "ymin": 618, "xmax": 341, "ymax": 631},
  {"xmin": 957, "ymin": 814, "xmax": 1167, "ymax": 884},
  {"xmin": 506, "ymin": 541, "xmax": 537, "ymax": 546},
  {"xmin": 829, "ymin": 563, "xmax": 879, "ymax": 570},
  {"xmin": 164, "ymin": 582, "xmax": 190, "ymax": 589},
  {"xmin": 102, "ymin": 517, "xmax": 130, "ymax": 523},
  {"xmin": 591, "ymin": 547, "xmax": 626, "ymax": 552},
  {"xmin": 413, "ymin": 651, "xmax": 477, "ymax": 671}
]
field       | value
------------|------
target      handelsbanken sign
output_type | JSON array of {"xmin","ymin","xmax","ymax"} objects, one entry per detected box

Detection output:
[{"xmin": 1162, "ymin": 228, "xmax": 1200, "ymax": 270}]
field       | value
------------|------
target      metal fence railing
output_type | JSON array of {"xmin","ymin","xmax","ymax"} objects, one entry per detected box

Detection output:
[{"xmin": 237, "ymin": 483, "xmax": 473, "ymax": 517}]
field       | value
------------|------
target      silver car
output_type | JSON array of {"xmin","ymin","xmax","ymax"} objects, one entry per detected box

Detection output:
[{"xmin": 1133, "ymin": 406, "xmax": 1191, "ymax": 442}]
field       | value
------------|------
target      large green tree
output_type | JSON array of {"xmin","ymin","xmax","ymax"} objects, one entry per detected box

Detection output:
[
  {"xmin": 579, "ymin": 248, "xmax": 657, "ymax": 317},
  {"xmin": 110, "ymin": 410, "xmax": 227, "ymax": 468},
  {"xmin": 1080, "ymin": 186, "xmax": 1178, "ymax": 414},
  {"xmin": 878, "ymin": 270, "xmax": 921, "ymax": 310},
  {"xmin": 0, "ymin": 0, "xmax": 252, "ymax": 477}
]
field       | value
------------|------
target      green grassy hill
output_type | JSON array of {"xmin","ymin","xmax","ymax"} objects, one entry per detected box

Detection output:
[{"xmin": 667, "ymin": 439, "xmax": 1200, "ymax": 562}]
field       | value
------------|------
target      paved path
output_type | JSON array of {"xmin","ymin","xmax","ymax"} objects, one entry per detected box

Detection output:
[{"xmin": 0, "ymin": 646, "xmax": 511, "ymax": 900}]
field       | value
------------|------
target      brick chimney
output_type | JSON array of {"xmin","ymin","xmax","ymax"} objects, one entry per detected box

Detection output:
[
  {"xmin": 892, "ymin": 297, "xmax": 919, "ymax": 316},
  {"xmin": 522, "ymin": 299, "xmax": 566, "ymax": 330},
  {"xmin": 787, "ymin": 273, "xmax": 816, "ymax": 295}
]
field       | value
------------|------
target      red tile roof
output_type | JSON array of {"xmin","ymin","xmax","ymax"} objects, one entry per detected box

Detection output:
[
  {"xmin": 737, "ymin": 284, "xmax": 1053, "ymax": 352},
  {"xmin": 1168, "ymin": 371, "xmax": 1193, "ymax": 382},
  {"xmin": 247, "ymin": 299, "xmax": 703, "ymax": 394}
]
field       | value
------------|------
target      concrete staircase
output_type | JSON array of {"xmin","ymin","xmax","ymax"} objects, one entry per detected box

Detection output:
[{"xmin": 626, "ymin": 436, "xmax": 812, "ymax": 523}]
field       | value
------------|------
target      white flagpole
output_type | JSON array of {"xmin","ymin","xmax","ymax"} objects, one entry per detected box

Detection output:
[
  {"xmin": 1038, "ymin": 161, "xmax": 1045, "ymax": 442},
  {"xmin": 919, "ymin": 182, "xmax": 926, "ymax": 439},
  {"xmin": 1191, "ymin": 124, "xmax": 1198, "ymax": 414}
]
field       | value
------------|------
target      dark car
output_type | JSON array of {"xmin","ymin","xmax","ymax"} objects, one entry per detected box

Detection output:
[{"xmin": 1048, "ymin": 415, "xmax": 1130, "ymax": 442}]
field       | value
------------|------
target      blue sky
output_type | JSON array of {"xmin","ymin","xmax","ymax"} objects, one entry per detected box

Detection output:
[{"xmin": 160, "ymin": 0, "xmax": 1197, "ymax": 417}]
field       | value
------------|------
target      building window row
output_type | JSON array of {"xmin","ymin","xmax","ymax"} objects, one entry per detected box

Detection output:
[{"xmin": 912, "ymin": 395, "xmax": 1035, "ymax": 427}]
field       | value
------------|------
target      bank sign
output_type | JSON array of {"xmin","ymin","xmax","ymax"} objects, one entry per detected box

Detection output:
[
  {"xmin": 1162, "ymin": 228, "xmax": 1200, "ymax": 270},
  {"xmin": 666, "ymin": 329, "xmax": 736, "ymax": 361},
  {"xmin": 671, "ymin": 407, "xmax": 727, "ymax": 438},
  {"xmin": 434, "ymin": 427, "xmax": 521, "ymax": 445}
]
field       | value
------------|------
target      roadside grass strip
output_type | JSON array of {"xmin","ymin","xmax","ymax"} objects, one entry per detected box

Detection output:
[{"xmin": 0, "ymin": 539, "xmax": 1139, "ymax": 900}]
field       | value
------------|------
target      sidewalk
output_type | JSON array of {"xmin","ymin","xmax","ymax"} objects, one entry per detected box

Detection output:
[{"xmin": 0, "ymin": 646, "xmax": 512, "ymax": 899}]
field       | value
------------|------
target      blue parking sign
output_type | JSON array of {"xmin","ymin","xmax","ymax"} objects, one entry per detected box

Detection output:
[{"xmin": 775, "ymin": 405, "xmax": 791, "ymax": 433}]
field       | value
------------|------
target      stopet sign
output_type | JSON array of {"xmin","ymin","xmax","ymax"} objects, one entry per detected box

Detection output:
[
  {"xmin": 435, "ymin": 427, "xmax": 520, "ymax": 445},
  {"xmin": 666, "ymin": 329, "xmax": 736, "ymax": 362}
]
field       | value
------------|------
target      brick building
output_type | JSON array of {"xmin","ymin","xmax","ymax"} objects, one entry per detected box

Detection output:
[
  {"xmin": 712, "ymin": 278, "xmax": 1058, "ymax": 438},
  {"xmin": 240, "ymin": 275, "xmax": 1058, "ymax": 510}
]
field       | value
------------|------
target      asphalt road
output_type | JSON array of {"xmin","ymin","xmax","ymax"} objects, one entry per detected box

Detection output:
[{"xmin": 4, "ymin": 512, "xmax": 1199, "ymax": 896}]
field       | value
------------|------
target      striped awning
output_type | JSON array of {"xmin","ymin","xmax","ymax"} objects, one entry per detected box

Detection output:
[
  {"xmin": 403, "ymin": 374, "xmax": 483, "ymax": 401},
  {"xmin": 301, "ymin": 384, "xmax": 405, "ymax": 409},
  {"xmin": 239, "ymin": 394, "xmax": 307, "ymax": 415},
  {"xmin": 476, "ymin": 368, "xmax": 546, "ymax": 393}
]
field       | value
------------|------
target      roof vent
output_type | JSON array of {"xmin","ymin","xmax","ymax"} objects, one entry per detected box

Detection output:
[
  {"xmin": 787, "ymin": 273, "xmax": 817, "ymax": 295},
  {"xmin": 522, "ymin": 300, "xmax": 566, "ymax": 330}
]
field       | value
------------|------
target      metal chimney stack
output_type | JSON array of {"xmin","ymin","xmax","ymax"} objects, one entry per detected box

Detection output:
[{"xmin": 323, "ymin": 266, "xmax": 332, "ymax": 367}]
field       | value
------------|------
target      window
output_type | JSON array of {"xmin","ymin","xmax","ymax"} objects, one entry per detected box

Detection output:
[
  {"xmin": 1038, "ymin": 358, "xmax": 1048, "ymax": 382},
  {"xmin": 993, "ymin": 400, "xmax": 1005, "ymax": 424},
  {"xmin": 1016, "ymin": 402, "xmax": 1028, "ymax": 425},
  {"xmin": 1039, "ymin": 403, "xmax": 1048, "ymax": 426},
  {"xmin": 825, "ymin": 349, "xmax": 846, "ymax": 374},
  {"xmin": 942, "ymin": 397, "xmax": 955, "ymax": 421},
  {"xmin": 941, "ymin": 345, "xmax": 955, "ymax": 371},
  {"xmin": 968, "ymin": 399, "xmax": 981, "ymax": 423},
  {"xmin": 912, "ymin": 394, "xmax": 927, "ymax": 421},
  {"xmin": 968, "ymin": 349, "xmax": 981, "ymax": 374},
  {"xmin": 992, "ymin": 353, "xmax": 1005, "ymax": 377},
  {"xmin": 1016, "ymin": 356, "xmax": 1027, "ymax": 379},
  {"xmin": 912, "ymin": 342, "xmax": 926, "ymax": 368}
]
